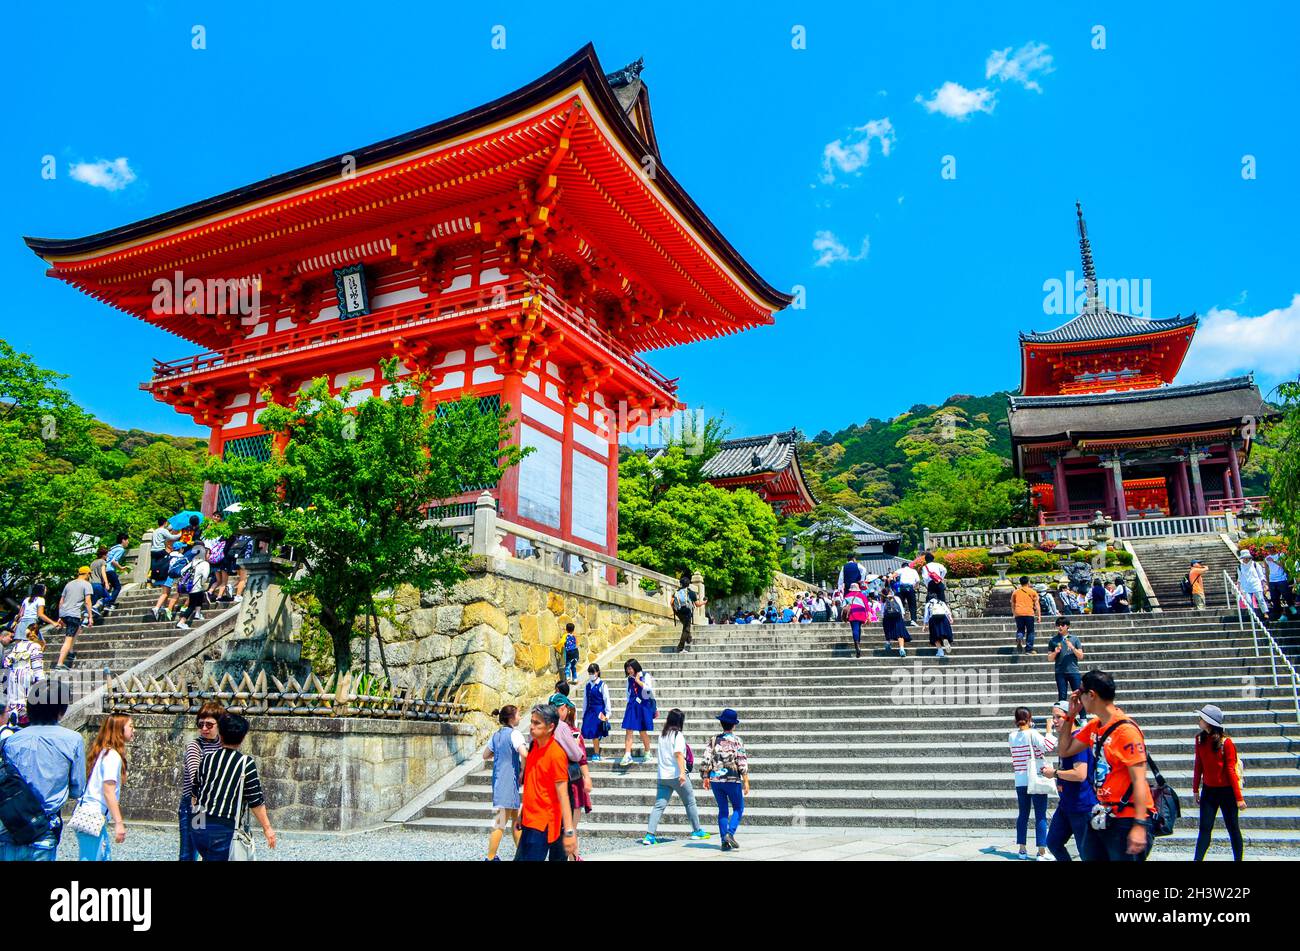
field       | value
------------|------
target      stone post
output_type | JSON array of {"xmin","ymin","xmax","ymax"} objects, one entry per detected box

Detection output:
[
  {"xmin": 692, "ymin": 570, "xmax": 707, "ymax": 626},
  {"xmin": 470, "ymin": 491, "xmax": 497, "ymax": 557},
  {"xmin": 206, "ymin": 528, "xmax": 305, "ymax": 681},
  {"xmin": 131, "ymin": 532, "xmax": 151, "ymax": 584}
]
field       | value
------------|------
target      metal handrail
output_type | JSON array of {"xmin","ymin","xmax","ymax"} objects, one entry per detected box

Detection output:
[{"xmin": 1222, "ymin": 570, "xmax": 1300, "ymax": 724}]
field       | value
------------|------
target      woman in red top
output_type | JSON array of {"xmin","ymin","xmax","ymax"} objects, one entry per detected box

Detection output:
[
  {"xmin": 844, "ymin": 583, "xmax": 869, "ymax": 658},
  {"xmin": 1192, "ymin": 703, "xmax": 1245, "ymax": 861}
]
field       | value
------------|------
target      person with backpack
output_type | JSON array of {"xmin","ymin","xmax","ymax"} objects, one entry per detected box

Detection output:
[
  {"xmin": 1008, "ymin": 707, "xmax": 1056, "ymax": 860},
  {"xmin": 1185, "ymin": 559, "xmax": 1207, "ymax": 610},
  {"xmin": 1041, "ymin": 700, "xmax": 1097, "ymax": 861},
  {"xmin": 0, "ymin": 677, "xmax": 87, "ymax": 860},
  {"xmin": 150, "ymin": 542, "xmax": 188, "ymax": 622},
  {"xmin": 673, "ymin": 576, "xmax": 702, "ymax": 653},
  {"xmin": 844, "ymin": 583, "xmax": 869, "ymax": 658},
  {"xmin": 73, "ymin": 713, "xmax": 134, "ymax": 861},
  {"xmin": 557, "ymin": 703, "xmax": 593, "ymax": 835},
  {"xmin": 514, "ymin": 704, "xmax": 579, "ymax": 861},
  {"xmin": 191, "ymin": 713, "xmax": 277, "ymax": 861},
  {"xmin": 895, "ymin": 562, "xmax": 921, "ymax": 622},
  {"xmin": 642, "ymin": 708, "xmax": 710, "ymax": 845},
  {"xmin": 619, "ymin": 659, "xmax": 656, "ymax": 766},
  {"xmin": 580, "ymin": 664, "xmax": 612, "ymax": 761},
  {"xmin": 921, "ymin": 552, "xmax": 948, "ymax": 601},
  {"xmin": 53, "ymin": 567, "xmax": 95, "ymax": 670},
  {"xmin": 700, "ymin": 708, "xmax": 749, "ymax": 851},
  {"xmin": 923, "ymin": 594, "xmax": 955, "ymax": 658},
  {"xmin": 149, "ymin": 516, "xmax": 181, "ymax": 585},
  {"xmin": 1263, "ymin": 544, "xmax": 1295, "ymax": 621},
  {"xmin": 837, "ymin": 554, "xmax": 863, "ymax": 594},
  {"xmin": 175, "ymin": 549, "xmax": 211, "ymax": 630},
  {"xmin": 1192, "ymin": 704, "xmax": 1245, "ymax": 861},
  {"xmin": 1057, "ymin": 669, "xmax": 1158, "ymax": 861},
  {"xmin": 562, "ymin": 623, "xmax": 580, "ymax": 681},
  {"xmin": 881, "ymin": 589, "xmax": 911, "ymax": 657}
]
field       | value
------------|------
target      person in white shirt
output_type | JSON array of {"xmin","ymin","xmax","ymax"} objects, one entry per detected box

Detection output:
[
  {"xmin": 896, "ymin": 564, "xmax": 921, "ymax": 622},
  {"xmin": 1237, "ymin": 552, "xmax": 1267, "ymax": 618},
  {"xmin": 1008, "ymin": 707, "xmax": 1056, "ymax": 861},
  {"xmin": 1263, "ymin": 545, "xmax": 1295, "ymax": 618},
  {"xmin": 642, "ymin": 708, "xmax": 709, "ymax": 845},
  {"xmin": 76, "ymin": 713, "xmax": 134, "ymax": 861},
  {"xmin": 11, "ymin": 584, "xmax": 57, "ymax": 639},
  {"xmin": 921, "ymin": 552, "xmax": 948, "ymax": 600}
]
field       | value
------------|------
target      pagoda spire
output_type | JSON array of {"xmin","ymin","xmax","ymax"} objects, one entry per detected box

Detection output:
[{"xmin": 1076, "ymin": 200, "xmax": 1101, "ymax": 313}]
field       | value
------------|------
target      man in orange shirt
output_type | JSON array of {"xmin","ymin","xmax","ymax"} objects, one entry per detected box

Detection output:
[
  {"xmin": 1010, "ymin": 576, "xmax": 1041, "ymax": 654},
  {"xmin": 514, "ymin": 703, "xmax": 579, "ymax": 861},
  {"xmin": 1057, "ymin": 669, "xmax": 1154, "ymax": 861},
  {"xmin": 1189, "ymin": 559, "xmax": 1207, "ymax": 611}
]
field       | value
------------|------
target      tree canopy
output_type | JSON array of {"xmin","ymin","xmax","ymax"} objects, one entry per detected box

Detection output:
[{"xmin": 206, "ymin": 361, "xmax": 523, "ymax": 673}]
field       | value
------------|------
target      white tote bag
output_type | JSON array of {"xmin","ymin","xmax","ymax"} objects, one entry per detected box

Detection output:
[
  {"xmin": 227, "ymin": 755, "xmax": 256, "ymax": 862},
  {"xmin": 1024, "ymin": 732, "xmax": 1056, "ymax": 797}
]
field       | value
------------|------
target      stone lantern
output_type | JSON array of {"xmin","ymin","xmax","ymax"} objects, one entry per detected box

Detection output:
[
  {"xmin": 1088, "ymin": 510, "xmax": 1112, "ymax": 572},
  {"xmin": 1240, "ymin": 500, "xmax": 1263, "ymax": 538},
  {"xmin": 1052, "ymin": 539, "xmax": 1079, "ymax": 585},
  {"xmin": 989, "ymin": 536, "xmax": 1014, "ymax": 588}
]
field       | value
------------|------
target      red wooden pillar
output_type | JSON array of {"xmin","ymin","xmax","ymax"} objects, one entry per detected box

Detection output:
[
  {"xmin": 497, "ymin": 372, "xmax": 524, "ymax": 527},
  {"xmin": 1053, "ymin": 455, "xmax": 1071, "ymax": 517},
  {"xmin": 605, "ymin": 424, "xmax": 620, "ymax": 581},
  {"xmin": 559, "ymin": 404, "xmax": 575, "ymax": 540},
  {"xmin": 1227, "ymin": 440, "xmax": 1244, "ymax": 502}
]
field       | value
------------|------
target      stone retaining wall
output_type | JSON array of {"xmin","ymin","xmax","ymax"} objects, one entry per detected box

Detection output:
[
  {"xmin": 359, "ymin": 556, "xmax": 673, "ymax": 740},
  {"xmin": 709, "ymin": 572, "xmax": 820, "ymax": 618},
  {"xmin": 86, "ymin": 713, "xmax": 476, "ymax": 831},
  {"xmin": 945, "ymin": 569, "xmax": 1141, "ymax": 618}
]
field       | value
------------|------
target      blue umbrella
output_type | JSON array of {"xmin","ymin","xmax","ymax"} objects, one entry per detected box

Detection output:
[{"xmin": 168, "ymin": 510, "xmax": 204, "ymax": 530}]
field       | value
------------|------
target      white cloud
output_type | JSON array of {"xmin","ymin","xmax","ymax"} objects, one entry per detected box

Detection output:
[
  {"xmin": 820, "ymin": 118, "xmax": 895, "ymax": 184},
  {"xmin": 1178, "ymin": 294, "xmax": 1300, "ymax": 383},
  {"xmin": 813, "ymin": 230, "xmax": 869, "ymax": 267},
  {"xmin": 986, "ymin": 42, "xmax": 1054, "ymax": 92},
  {"xmin": 915, "ymin": 82, "xmax": 996, "ymax": 120},
  {"xmin": 68, "ymin": 157, "xmax": 137, "ymax": 191}
]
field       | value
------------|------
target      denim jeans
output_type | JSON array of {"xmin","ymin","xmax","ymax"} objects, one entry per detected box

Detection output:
[
  {"xmin": 191, "ymin": 818, "xmax": 236, "ymax": 861},
  {"xmin": 1046, "ymin": 807, "xmax": 1090, "ymax": 861},
  {"xmin": 76, "ymin": 825, "xmax": 112, "ymax": 861},
  {"xmin": 1055, "ymin": 668, "xmax": 1082, "ymax": 701},
  {"xmin": 105, "ymin": 570, "xmax": 121, "ymax": 606},
  {"xmin": 1015, "ymin": 616, "xmax": 1036, "ymax": 649},
  {"xmin": 647, "ymin": 777, "xmax": 702, "ymax": 835},
  {"xmin": 514, "ymin": 825, "xmax": 565, "ymax": 861},
  {"xmin": 711, "ymin": 782, "xmax": 745, "ymax": 838},
  {"xmin": 849, "ymin": 620, "xmax": 862, "ymax": 643},
  {"xmin": 0, "ymin": 828, "xmax": 59, "ymax": 861},
  {"xmin": 1080, "ymin": 817, "xmax": 1152, "ymax": 861},
  {"xmin": 1015, "ymin": 786, "xmax": 1048, "ymax": 847},
  {"xmin": 179, "ymin": 800, "xmax": 198, "ymax": 861}
]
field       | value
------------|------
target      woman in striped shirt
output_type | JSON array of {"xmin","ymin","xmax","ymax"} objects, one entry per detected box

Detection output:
[
  {"xmin": 179, "ymin": 701, "xmax": 225, "ymax": 861},
  {"xmin": 191, "ymin": 713, "xmax": 277, "ymax": 861},
  {"xmin": 1008, "ymin": 707, "xmax": 1056, "ymax": 860}
]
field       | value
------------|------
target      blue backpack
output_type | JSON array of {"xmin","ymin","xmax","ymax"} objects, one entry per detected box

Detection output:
[{"xmin": 564, "ymin": 633, "xmax": 578, "ymax": 653}]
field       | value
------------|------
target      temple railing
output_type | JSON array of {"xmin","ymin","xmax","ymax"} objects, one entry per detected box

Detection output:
[
  {"xmin": 1111, "ymin": 515, "xmax": 1230, "ymax": 538},
  {"xmin": 1222, "ymin": 571, "xmax": 1300, "ymax": 725},
  {"xmin": 147, "ymin": 279, "xmax": 676, "ymax": 396},
  {"xmin": 924, "ymin": 524, "xmax": 1094, "ymax": 549},
  {"xmin": 434, "ymin": 492, "xmax": 682, "ymax": 612},
  {"xmin": 1207, "ymin": 496, "xmax": 1270, "ymax": 514}
]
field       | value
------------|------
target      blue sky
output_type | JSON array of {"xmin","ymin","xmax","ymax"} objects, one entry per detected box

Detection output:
[{"xmin": 4, "ymin": 0, "xmax": 1298, "ymax": 440}]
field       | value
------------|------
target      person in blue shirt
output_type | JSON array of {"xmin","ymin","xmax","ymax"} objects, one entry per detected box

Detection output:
[
  {"xmin": 1041, "ymin": 700, "xmax": 1098, "ymax": 861},
  {"xmin": 102, "ymin": 533, "xmax": 129, "ymax": 610},
  {"xmin": 779, "ymin": 606, "xmax": 794, "ymax": 624},
  {"xmin": 0, "ymin": 678, "xmax": 87, "ymax": 860},
  {"xmin": 1263, "ymin": 544, "xmax": 1295, "ymax": 620}
]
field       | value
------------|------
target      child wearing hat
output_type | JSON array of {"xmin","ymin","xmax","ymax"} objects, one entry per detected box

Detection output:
[
  {"xmin": 700, "ymin": 708, "xmax": 749, "ymax": 851},
  {"xmin": 1192, "ymin": 704, "xmax": 1245, "ymax": 861}
]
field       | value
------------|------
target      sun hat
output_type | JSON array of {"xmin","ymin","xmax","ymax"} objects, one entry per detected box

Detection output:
[
  {"xmin": 76, "ymin": 566, "xmax": 90, "ymax": 575},
  {"xmin": 1196, "ymin": 703, "xmax": 1224, "ymax": 728},
  {"xmin": 716, "ymin": 708, "xmax": 740, "ymax": 727}
]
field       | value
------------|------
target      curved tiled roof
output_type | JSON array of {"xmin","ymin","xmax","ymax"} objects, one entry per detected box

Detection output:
[
  {"xmin": 1019, "ymin": 310, "xmax": 1197, "ymax": 344},
  {"xmin": 701, "ymin": 429, "xmax": 800, "ymax": 479}
]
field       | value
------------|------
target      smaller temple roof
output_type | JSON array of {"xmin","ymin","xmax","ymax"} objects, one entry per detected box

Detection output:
[
  {"xmin": 701, "ymin": 429, "xmax": 801, "ymax": 480},
  {"xmin": 1008, "ymin": 375, "xmax": 1270, "ymax": 441},
  {"xmin": 1019, "ymin": 310, "xmax": 1197, "ymax": 345},
  {"xmin": 822, "ymin": 508, "xmax": 901, "ymax": 546}
]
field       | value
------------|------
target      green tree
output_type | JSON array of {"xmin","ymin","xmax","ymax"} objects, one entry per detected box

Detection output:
[
  {"xmin": 780, "ymin": 503, "xmax": 856, "ymax": 584},
  {"xmin": 618, "ymin": 443, "xmax": 781, "ymax": 597},
  {"xmin": 205, "ymin": 362, "xmax": 523, "ymax": 673},
  {"xmin": 884, "ymin": 450, "xmax": 1029, "ymax": 548},
  {"xmin": 1264, "ymin": 380, "xmax": 1299, "ymax": 573}
]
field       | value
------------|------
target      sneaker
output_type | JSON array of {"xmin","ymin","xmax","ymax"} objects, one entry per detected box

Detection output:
[
  {"xmin": 485, "ymin": 856, "xmax": 500, "ymax": 862},
  {"xmin": 1025, "ymin": 648, "xmax": 1037, "ymax": 655},
  {"xmin": 150, "ymin": 608, "xmax": 160, "ymax": 621},
  {"xmin": 935, "ymin": 648, "xmax": 945, "ymax": 658},
  {"xmin": 721, "ymin": 839, "xmax": 732, "ymax": 852},
  {"xmin": 1018, "ymin": 850, "xmax": 1031, "ymax": 860},
  {"xmin": 1036, "ymin": 853, "xmax": 1051, "ymax": 861},
  {"xmin": 194, "ymin": 612, "xmax": 206, "ymax": 622},
  {"xmin": 619, "ymin": 753, "xmax": 634, "ymax": 767},
  {"xmin": 55, "ymin": 663, "xmax": 71, "ymax": 671},
  {"xmin": 689, "ymin": 829, "xmax": 711, "ymax": 840},
  {"xmin": 898, "ymin": 648, "xmax": 906, "ymax": 657},
  {"xmin": 640, "ymin": 834, "xmax": 660, "ymax": 846},
  {"xmin": 725, "ymin": 834, "xmax": 739, "ymax": 850},
  {"xmin": 233, "ymin": 595, "xmax": 243, "ymax": 605},
  {"xmin": 589, "ymin": 754, "xmax": 603, "ymax": 762},
  {"xmin": 1016, "ymin": 637, "xmax": 1025, "ymax": 650},
  {"xmin": 176, "ymin": 621, "xmax": 189, "ymax": 630}
]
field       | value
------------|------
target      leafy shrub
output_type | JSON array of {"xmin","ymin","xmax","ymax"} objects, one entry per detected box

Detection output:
[
  {"xmin": 936, "ymin": 547, "xmax": 993, "ymax": 578},
  {"xmin": 1240, "ymin": 535, "xmax": 1287, "ymax": 561},
  {"xmin": 1008, "ymin": 549, "xmax": 1059, "ymax": 574}
]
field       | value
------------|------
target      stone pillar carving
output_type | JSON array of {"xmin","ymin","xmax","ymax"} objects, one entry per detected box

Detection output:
[
  {"xmin": 207, "ymin": 533, "xmax": 305, "ymax": 681},
  {"xmin": 471, "ymin": 491, "xmax": 497, "ymax": 557}
]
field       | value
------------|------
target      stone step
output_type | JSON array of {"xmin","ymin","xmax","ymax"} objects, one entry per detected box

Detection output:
[{"xmin": 415, "ymin": 802, "xmax": 1300, "ymax": 830}]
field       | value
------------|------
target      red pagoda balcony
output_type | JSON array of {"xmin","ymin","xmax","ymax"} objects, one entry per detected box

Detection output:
[{"xmin": 146, "ymin": 279, "xmax": 678, "ymax": 398}]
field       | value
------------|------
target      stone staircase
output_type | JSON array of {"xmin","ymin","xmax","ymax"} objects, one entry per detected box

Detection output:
[
  {"xmin": 1129, "ymin": 535, "xmax": 1239, "ymax": 609},
  {"xmin": 408, "ymin": 609, "xmax": 1300, "ymax": 851}
]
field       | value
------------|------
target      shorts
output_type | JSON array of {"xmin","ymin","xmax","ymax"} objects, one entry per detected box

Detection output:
[
  {"xmin": 59, "ymin": 617, "xmax": 83, "ymax": 637},
  {"xmin": 492, "ymin": 807, "xmax": 518, "ymax": 831},
  {"xmin": 160, "ymin": 577, "xmax": 178, "ymax": 589}
]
